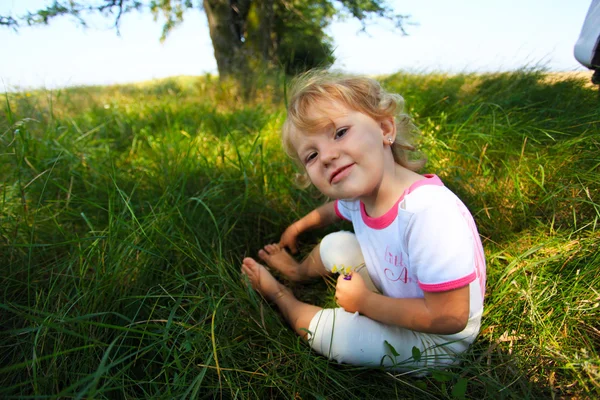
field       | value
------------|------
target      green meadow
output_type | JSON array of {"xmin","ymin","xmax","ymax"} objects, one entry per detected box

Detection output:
[{"xmin": 1, "ymin": 70, "xmax": 598, "ymax": 398}]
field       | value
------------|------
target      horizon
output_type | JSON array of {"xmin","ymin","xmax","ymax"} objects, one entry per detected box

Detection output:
[{"xmin": 0, "ymin": 0, "xmax": 594, "ymax": 91}]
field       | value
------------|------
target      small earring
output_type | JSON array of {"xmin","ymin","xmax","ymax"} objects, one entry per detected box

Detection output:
[{"xmin": 388, "ymin": 138, "xmax": 394, "ymax": 145}]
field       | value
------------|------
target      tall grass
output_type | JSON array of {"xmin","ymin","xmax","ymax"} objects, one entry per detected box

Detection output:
[{"xmin": 1, "ymin": 71, "xmax": 598, "ymax": 398}]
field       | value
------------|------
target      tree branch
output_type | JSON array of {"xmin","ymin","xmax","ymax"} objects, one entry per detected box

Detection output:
[
  {"xmin": 336, "ymin": 0, "xmax": 411, "ymax": 34},
  {"xmin": 0, "ymin": 15, "xmax": 18, "ymax": 30},
  {"xmin": 2, "ymin": 0, "xmax": 145, "ymax": 33}
]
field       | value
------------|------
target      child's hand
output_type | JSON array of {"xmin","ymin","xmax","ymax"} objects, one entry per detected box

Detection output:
[
  {"xmin": 335, "ymin": 272, "xmax": 370, "ymax": 313},
  {"xmin": 279, "ymin": 224, "xmax": 300, "ymax": 254}
]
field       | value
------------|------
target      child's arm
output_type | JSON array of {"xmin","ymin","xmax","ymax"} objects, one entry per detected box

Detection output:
[
  {"xmin": 279, "ymin": 201, "xmax": 341, "ymax": 253},
  {"xmin": 335, "ymin": 273, "xmax": 470, "ymax": 334}
]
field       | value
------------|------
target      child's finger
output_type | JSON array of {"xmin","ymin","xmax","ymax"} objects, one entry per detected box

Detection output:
[{"xmin": 336, "ymin": 274, "xmax": 351, "ymax": 285}]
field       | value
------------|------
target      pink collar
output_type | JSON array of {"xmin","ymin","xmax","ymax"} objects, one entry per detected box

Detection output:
[{"xmin": 360, "ymin": 174, "xmax": 444, "ymax": 229}]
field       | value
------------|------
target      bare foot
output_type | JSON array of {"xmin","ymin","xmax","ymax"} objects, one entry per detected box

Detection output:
[
  {"xmin": 241, "ymin": 257, "xmax": 289, "ymax": 302},
  {"xmin": 258, "ymin": 243, "xmax": 308, "ymax": 281}
]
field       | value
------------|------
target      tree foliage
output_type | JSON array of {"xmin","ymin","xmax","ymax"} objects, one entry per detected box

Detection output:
[{"xmin": 1, "ymin": 0, "xmax": 410, "ymax": 79}]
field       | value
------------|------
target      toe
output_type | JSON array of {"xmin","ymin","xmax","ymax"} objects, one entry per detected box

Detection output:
[
  {"xmin": 242, "ymin": 257, "xmax": 255, "ymax": 269},
  {"xmin": 258, "ymin": 249, "xmax": 269, "ymax": 261},
  {"xmin": 243, "ymin": 258, "xmax": 264, "ymax": 278},
  {"xmin": 265, "ymin": 243, "xmax": 279, "ymax": 254},
  {"xmin": 241, "ymin": 264, "xmax": 251, "ymax": 279}
]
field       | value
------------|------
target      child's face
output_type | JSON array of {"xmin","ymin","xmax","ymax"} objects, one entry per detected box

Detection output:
[{"xmin": 290, "ymin": 101, "xmax": 394, "ymax": 200}]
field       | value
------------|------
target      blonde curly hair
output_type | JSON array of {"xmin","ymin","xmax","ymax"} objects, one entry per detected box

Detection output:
[{"xmin": 282, "ymin": 70, "xmax": 426, "ymax": 187}]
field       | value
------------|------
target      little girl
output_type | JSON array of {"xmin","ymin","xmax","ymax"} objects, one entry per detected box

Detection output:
[{"xmin": 241, "ymin": 71, "xmax": 486, "ymax": 371}]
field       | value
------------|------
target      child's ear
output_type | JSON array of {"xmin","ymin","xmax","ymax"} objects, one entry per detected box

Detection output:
[{"xmin": 380, "ymin": 117, "xmax": 396, "ymax": 141}]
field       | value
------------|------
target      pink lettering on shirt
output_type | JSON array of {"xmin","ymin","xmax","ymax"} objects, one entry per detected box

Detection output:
[
  {"xmin": 383, "ymin": 246, "xmax": 411, "ymax": 283},
  {"xmin": 384, "ymin": 245, "xmax": 407, "ymax": 268},
  {"xmin": 384, "ymin": 267, "xmax": 410, "ymax": 283}
]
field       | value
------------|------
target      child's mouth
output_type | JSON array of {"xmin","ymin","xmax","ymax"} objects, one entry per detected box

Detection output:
[{"xmin": 330, "ymin": 163, "xmax": 355, "ymax": 184}]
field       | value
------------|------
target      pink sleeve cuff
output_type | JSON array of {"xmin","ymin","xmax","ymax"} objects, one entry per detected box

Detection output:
[
  {"xmin": 334, "ymin": 200, "xmax": 350, "ymax": 221},
  {"xmin": 418, "ymin": 271, "xmax": 476, "ymax": 292}
]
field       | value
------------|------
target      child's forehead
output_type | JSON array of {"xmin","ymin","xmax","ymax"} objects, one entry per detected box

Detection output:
[
  {"xmin": 287, "ymin": 99, "xmax": 357, "ymax": 152},
  {"xmin": 307, "ymin": 99, "xmax": 351, "ymax": 119},
  {"xmin": 296, "ymin": 100, "xmax": 353, "ymax": 135}
]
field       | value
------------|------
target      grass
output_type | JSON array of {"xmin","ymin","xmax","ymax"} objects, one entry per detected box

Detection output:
[{"xmin": 1, "ymin": 70, "xmax": 599, "ymax": 398}]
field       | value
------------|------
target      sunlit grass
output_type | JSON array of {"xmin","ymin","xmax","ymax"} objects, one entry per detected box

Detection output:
[{"xmin": 1, "ymin": 70, "xmax": 598, "ymax": 398}]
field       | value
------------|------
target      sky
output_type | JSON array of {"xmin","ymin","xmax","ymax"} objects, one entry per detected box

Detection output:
[{"xmin": 0, "ymin": 0, "xmax": 595, "ymax": 91}]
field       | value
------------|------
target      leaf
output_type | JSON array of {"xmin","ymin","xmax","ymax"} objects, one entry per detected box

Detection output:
[
  {"xmin": 432, "ymin": 370, "xmax": 452, "ymax": 382},
  {"xmin": 415, "ymin": 380, "xmax": 427, "ymax": 391},
  {"xmin": 411, "ymin": 346, "xmax": 421, "ymax": 362},
  {"xmin": 451, "ymin": 377, "xmax": 468, "ymax": 400},
  {"xmin": 384, "ymin": 340, "xmax": 400, "ymax": 357}
]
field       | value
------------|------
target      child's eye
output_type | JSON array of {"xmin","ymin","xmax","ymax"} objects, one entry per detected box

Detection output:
[
  {"xmin": 335, "ymin": 127, "xmax": 348, "ymax": 139},
  {"xmin": 305, "ymin": 152, "xmax": 317, "ymax": 164}
]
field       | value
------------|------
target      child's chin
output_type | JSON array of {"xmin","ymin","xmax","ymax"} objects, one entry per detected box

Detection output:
[
  {"xmin": 329, "ymin": 190, "xmax": 360, "ymax": 201},
  {"xmin": 318, "ymin": 182, "xmax": 361, "ymax": 200}
]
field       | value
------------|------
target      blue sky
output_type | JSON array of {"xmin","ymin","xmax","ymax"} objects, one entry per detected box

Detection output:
[{"xmin": 0, "ymin": 0, "xmax": 594, "ymax": 90}]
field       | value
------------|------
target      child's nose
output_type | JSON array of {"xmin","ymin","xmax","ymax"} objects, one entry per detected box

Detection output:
[{"xmin": 321, "ymin": 145, "xmax": 339, "ymax": 164}]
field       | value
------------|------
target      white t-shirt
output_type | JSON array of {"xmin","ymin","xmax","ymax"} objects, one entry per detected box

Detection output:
[{"xmin": 334, "ymin": 174, "xmax": 486, "ymax": 319}]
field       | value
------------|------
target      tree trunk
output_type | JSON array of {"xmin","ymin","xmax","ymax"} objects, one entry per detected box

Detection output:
[
  {"xmin": 202, "ymin": 0, "xmax": 251, "ymax": 79},
  {"xmin": 257, "ymin": 0, "xmax": 275, "ymax": 62}
]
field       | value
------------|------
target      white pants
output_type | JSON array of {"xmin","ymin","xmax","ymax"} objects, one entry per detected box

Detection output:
[{"xmin": 308, "ymin": 231, "xmax": 481, "ymax": 372}]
